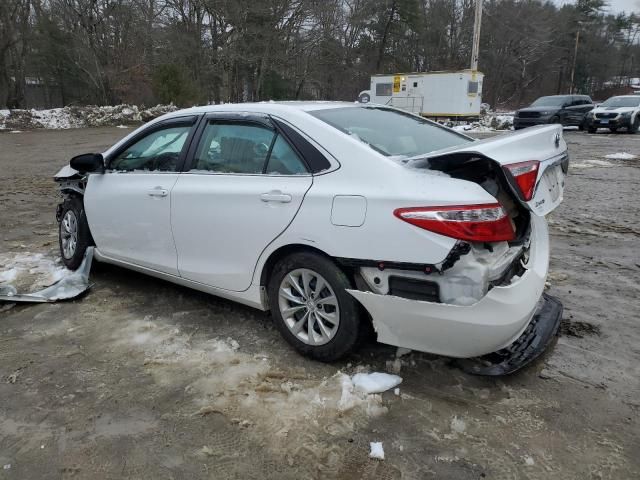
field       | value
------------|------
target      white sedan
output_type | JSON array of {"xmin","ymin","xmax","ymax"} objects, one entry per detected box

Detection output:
[{"xmin": 55, "ymin": 102, "xmax": 567, "ymax": 373}]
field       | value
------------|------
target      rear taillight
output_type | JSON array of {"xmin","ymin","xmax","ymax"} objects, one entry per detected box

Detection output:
[
  {"xmin": 504, "ymin": 160, "xmax": 539, "ymax": 201},
  {"xmin": 394, "ymin": 203, "xmax": 515, "ymax": 242}
]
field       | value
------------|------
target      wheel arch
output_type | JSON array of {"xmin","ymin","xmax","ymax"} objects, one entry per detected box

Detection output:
[{"xmin": 259, "ymin": 243, "xmax": 338, "ymax": 288}]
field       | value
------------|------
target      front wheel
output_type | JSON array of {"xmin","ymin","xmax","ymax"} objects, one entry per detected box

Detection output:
[
  {"xmin": 627, "ymin": 117, "xmax": 639, "ymax": 134},
  {"xmin": 549, "ymin": 115, "xmax": 561, "ymax": 125},
  {"xmin": 58, "ymin": 196, "xmax": 93, "ymax": 270},
  {"xmin": 268, "ymin": 252, "xmax": 362, "ymax": 362}
]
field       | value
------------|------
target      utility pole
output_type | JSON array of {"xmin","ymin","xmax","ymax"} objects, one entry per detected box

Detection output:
[
  {"xmin": 470, "ymin": 0, "xmax": 483, "ymax": 71},
  {"xmin": 569, "ymin": 29, "xmax": 580, "ymax": 94}
]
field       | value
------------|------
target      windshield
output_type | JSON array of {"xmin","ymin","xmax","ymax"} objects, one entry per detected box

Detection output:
[
  {"xmin": 599, "ymin": 96, "xmax": 640, "ymax": 108},
  {"xmin": 309, "ymin": 106, "xmax": 471, "ymax": 158},
  {"xmin": 530, "ymin": 96, "xmax": 569, "ymax": 107}
]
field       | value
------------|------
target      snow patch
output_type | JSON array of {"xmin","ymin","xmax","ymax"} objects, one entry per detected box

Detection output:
[
  {"xmin": 0, "ymin": 252, "xmax": 70, "ymax": 290},
  {"xmin": 450, "ymin": 415, "xmax": 466, "ymax": 434},
  {"xmin": 604, "ymin": 152, "xmax": 637, "ymax": 160},
  {"xmin": 351, "ymin": 372, "xmax": 402, "ymax": 394},
  {"xmin": 369, "ymin": 442, "xmax": 384, "ymax": 460},
  {"xmin": 0, "ymin": 104, "xmax": 177, "ymax": 130}
]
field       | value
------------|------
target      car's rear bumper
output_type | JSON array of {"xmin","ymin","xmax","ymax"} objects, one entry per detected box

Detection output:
[{"xmin": 347, "ymin": 215, "xmax": 552, "ymax": 359}]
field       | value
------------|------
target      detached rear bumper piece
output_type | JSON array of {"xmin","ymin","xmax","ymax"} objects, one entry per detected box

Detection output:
[
  {"xmin": 456, "ymin": 294, "xmax": 562, "ymax": 375},
  {"xmin": 347, "ymin": 216, "xmax": 550, "ymax": 361}
]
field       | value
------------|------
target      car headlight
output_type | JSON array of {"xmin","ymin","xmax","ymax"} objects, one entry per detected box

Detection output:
[
  {"xmin": 586, "ymin": 111, "xmax": 594, "ymax": 118},
  {"xmin": 540, "ymin": 111, "xmax": 553, "ymax": 116},
  {"xmin": 620, "ymin": 111, "xmax": 632, "ymax": 118}
]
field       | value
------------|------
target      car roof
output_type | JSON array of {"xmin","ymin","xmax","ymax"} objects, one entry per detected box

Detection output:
[{"xmin": 163, "ymin": 101, "xmax": 359, "ymax": 119}]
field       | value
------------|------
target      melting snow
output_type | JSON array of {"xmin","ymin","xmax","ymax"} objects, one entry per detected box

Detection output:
[
  {"xmin": 351, "ymin": 372, "xmax": 402, "ymax": 394},
  {"xmin": 369, "ymin": 442, "xmax": 385, "ymax": 460},
  {"xmin": 0, "ymin": 252, "xmax": 69, "ymax": 290},
  {"xmin": 604, "ymin": 152, "xmax": 637, "ymax": 160}
]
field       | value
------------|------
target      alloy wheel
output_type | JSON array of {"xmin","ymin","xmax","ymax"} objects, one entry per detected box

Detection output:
[
  {"xmin": 278, "ymin": 268, "xmax": 340, "ymax": 346},
  {"xmin": 60, "ymin": 210, "xmax": 78, "ymax": 259}
]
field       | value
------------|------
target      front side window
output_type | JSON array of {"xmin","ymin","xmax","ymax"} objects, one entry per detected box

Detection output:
[
  {"xmin": 109, "ymin": 125, "xmax": 191, "ymax": 172},
  {"xmin": 310, "ymin": 106, "xmax": 471, "ymax": 159}
]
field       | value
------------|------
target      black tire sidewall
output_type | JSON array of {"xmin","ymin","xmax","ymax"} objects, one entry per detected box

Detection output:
[
  {"xmin": 267, "ymin": 252, "xmax": 361, "ymax": 362},
  {"xmin": 58, "ymin": 196, "xmax": 92, "ymax": 270}
]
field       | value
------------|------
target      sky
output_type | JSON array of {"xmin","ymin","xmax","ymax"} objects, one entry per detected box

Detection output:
[{"xmin": 555, "ymin": 0, "xmax": 639, "ymax": 14}]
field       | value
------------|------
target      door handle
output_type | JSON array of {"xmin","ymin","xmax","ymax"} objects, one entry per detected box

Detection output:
[
  {"xmin": 260, "ymin": 190, "xmax": 292, "ymax": 203},
  {"xmin": 147, "ymin": 186, "xmax": 169, "ymax": 197}
]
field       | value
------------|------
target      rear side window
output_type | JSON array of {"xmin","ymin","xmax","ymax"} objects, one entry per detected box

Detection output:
[
  {"xmin": 265, "ymin": 135, "xmax": 308, "ymax": 175},
  {"xmin": 191, "ymin": 121, "xmax": 308, "ymax": 175},
  {"xmin": 192, "ymin": 122, "xmax": 274, "ymax": 174}
]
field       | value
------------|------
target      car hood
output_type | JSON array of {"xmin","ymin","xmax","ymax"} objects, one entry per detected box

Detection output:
[
  {"xmin": 517, "ymin": 106, "xmax": 559, "ymax": 114},
  {"xmin": 592, "ymin": 106, "xmax": 636, "ymax": 114}
]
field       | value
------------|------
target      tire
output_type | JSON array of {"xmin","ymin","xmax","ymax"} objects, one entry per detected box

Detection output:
[
  {"xmin": 609, "ymin": 127, "xmax": 618, "ymax": 133},
  {"xmin": 549, "ymin": 115, "xmax": 561, "ymax": 125},
  {"xmin": 627, "ymin": 117, "xmax": 639, "ymax": 134},
  {"xmin": 58, "ymin": 196, "xmax": 93, "ymax": 270},
  {"xmin": 587, "ymin": 127, "xmax": 597, "ymax": 134},
  {"xmin": 267, "ymin": 252, "xmax": 362, "ymax": 362}
]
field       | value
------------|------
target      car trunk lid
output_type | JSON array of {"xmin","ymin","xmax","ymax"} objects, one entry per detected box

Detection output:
[{"xmin": 408, "ymin": 124, "xmax": 567, "ymax": 216}]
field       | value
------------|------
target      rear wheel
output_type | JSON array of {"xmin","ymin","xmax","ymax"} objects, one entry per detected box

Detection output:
[
  {"xmin": 268, "ymin": 252, "xmax": 362, "ymax": 361},
  {"xmin": 58, "ymin": 196, "xmax": 92, "ymax": 270}
]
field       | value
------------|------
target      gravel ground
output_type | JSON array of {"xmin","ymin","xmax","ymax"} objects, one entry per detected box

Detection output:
[{"xmin": 0, "ymin": 127, "xmax": 639, "ymax": 479}]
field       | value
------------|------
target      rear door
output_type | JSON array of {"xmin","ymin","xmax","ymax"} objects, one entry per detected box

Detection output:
[
  {"xmin": 171, "ymin": 113, "xmax": 313, "ymax": 291},
  {"xmin": 85, "ymin": 116, "xmax": 198, "ymax": 274}
]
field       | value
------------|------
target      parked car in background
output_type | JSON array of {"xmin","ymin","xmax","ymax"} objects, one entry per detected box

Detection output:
[
  {"xmin": 584, "ymin": 95, "xmax": 640, "ymax": 133},
  {"xmin": 514, "ymin": 95, "xmax": 593, "ymax": 130},
  {"xmin": 54, "ymin": 102, "xmax": 567, "ymax": 374}
]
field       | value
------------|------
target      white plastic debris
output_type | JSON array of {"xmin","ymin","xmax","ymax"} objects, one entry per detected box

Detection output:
[
  {"xmin": 3, "ymin": 464, "xmax": 10, "ymax": 470},
  {"xmin": 524, "ymin": 455, "xmax": 535, "ymax": 466},
  {"xmin": 352, "ymin": 372, "xmax": 402, "ymax": 394},
  {"xmin": 394, "ymin": 388, "xmax": 400, "ymax": 396},
  {"xmin": 369, "ymin": 442, "xmax": 384, "ymax": 460}
]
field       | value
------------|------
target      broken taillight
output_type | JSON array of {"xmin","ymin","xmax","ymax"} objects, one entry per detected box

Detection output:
[
  {"xmin": 394, "ymin": 203, "xmax": 515, "ymax": 242},
  {"xmin": 504, "ymin": 160, "xmax": 540, "ymax": 201}
]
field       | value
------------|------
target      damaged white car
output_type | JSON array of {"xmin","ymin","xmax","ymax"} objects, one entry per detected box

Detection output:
[{"xmin": 54, "ymin": 103, "xmax": 567, "ymax": 374}]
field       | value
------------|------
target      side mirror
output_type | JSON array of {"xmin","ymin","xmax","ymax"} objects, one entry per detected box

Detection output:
[{"xmin": 70, "ymin": 153, "xmax": 104, "ymax": 174}]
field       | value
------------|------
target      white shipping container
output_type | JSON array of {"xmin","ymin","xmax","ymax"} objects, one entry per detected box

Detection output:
[{"xmin": 358, "ymin": 70, "xmax": 484, "ymax": 119}]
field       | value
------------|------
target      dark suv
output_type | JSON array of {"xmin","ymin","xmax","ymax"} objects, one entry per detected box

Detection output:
[{"xmin": 514, "ymin": 95, "xmax": 594, "ymax": 130}]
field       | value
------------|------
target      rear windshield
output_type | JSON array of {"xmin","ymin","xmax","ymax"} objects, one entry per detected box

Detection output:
[
  {"xmin": 309, "ymin": 106, "xmax": 471, "ymax": 158},
  {"xmin": 531, "ymin": 96, "xmax": 569, "ymax": 107},
  {"xmin": 599, "ymin": 96, "xmax": 640, "ymax": 108}
]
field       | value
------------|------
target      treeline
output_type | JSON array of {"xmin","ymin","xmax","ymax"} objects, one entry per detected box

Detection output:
[{"xmin": 0, "ymin": 0, "xmax": 638, "ymax": 109}]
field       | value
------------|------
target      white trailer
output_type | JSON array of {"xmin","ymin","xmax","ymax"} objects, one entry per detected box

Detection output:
[{"xmin": 357, "ymin": 70, "xmax": 484, "ymax": 120}]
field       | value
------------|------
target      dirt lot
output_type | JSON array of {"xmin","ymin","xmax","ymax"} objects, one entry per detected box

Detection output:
[{"xmin": 1, "ymin": 127, "xmax": 639, "ymax": 479}]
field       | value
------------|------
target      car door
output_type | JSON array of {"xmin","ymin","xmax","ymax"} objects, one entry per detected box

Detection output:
[
  {"xmin": 84, "ymin": 116, "xmax": 198, "ymax": 275},
  {"xmin": 565, "ymin": 96, "xmax": 587, "ymax": 124},
  {"xmin": 171, "ymin": 114, "xmax": 313, "ymax": 291}
]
